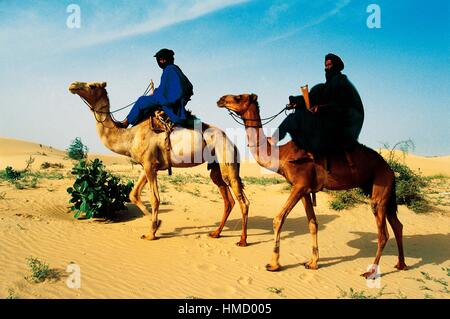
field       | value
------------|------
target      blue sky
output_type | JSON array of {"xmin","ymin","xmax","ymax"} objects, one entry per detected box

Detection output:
[{"xmin": 1, "ymin": 0, "xmax": 449, "ymax": 156}]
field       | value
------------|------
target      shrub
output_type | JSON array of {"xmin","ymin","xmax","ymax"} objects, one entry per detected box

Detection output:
[
  {"xmin": 67, "ymin": 159, "xmax": 134, "ymax": 219},
  {"xmin": 2, "ymin": 166, "xmax": 22, "ymax": 181},
  {"xmin": 66, "ymin": 137, "xmax": 88, "ymax": 160},
  {"xmin": 382, "ymin": 140, "xmax": 429, "ymax": 213},
  {"xmin": 329, "ymin": 189, "xmax": 367, "ymax": 211},
  {"xmin": 25, "ymin": 257, "xmax": 58, "ymax": 283}
]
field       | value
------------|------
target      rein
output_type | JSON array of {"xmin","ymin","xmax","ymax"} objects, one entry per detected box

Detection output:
[
  {"xmin": 78, "ymin": 81, "xmax": 153, "ymax": 127},
  {"xmin": 227, "ymin": 104, "xmax": 290, "ymax": 128}
]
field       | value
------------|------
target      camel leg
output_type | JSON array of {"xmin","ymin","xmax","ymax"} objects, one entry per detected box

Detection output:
[
  {"xmin": 387, "ymin": 212, "xmax": 408, "ymax": 271},
  {"xmin": 129, "ymin": 171, "xmax": 151, "ymax": 217},
  {"xmin": 266, "ymin": 187, "xmax": 304, "ymax": 271},
  {"xmin": 209, "ymin": 165, "xmax": 235, "ymax": 239},
  {"xmin": 141, "ymin": 164, "xmax": 161, "ymax": 241},
  {"xmin": 228, "ymin": 178, "xmax": 250, "ymax": 247},
  {"xmin": 302, "ymin": 195, "xmax": 319, "ymax": 270},
  {"xmin": 362, "ymin": 194, "xmax": 390, "ymax": 278}
]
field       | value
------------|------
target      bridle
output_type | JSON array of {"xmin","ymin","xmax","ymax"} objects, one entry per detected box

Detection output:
[
  {"xmin": 76, "ymin": 82, "xmax": 153, "ymax": 128},
  {"xmin": 226, "ymin": 104, "xmax": 291, "ymax": 128}
]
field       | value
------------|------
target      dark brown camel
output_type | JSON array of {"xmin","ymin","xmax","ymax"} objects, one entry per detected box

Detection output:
[{"xmin": 217, "ymin": 93, "xmax": 407, "ymax": 278}]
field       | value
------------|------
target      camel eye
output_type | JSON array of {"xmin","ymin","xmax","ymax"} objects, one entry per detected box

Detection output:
[{"xmin": 235, "ymin": 96, "xmax": 241, "ymax": 102}]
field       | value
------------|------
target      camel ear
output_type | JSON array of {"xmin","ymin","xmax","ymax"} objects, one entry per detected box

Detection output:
[
  {"xmin": 101, "ymin": 82, "xmax": 107, "ymax": 88},
  {"xmin": 250, "ymin": 93, "xmax": 258, "ymax": 102}
]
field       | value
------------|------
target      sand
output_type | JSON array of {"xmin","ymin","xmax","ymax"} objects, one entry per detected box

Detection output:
[{"xmin": 0, "ymin": 136, "xmax": 449, "ymax": 299}]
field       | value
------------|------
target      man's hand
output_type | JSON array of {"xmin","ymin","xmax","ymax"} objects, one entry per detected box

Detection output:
[{"xmin": 309, "ymin": 105, "xmax": 320, "ymax": 113}]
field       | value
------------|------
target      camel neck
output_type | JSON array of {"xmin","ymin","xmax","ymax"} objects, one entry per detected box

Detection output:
[
  {"xmin": 243, "ymin": 103, "xmax": 278, "ymax": 171},
  {"xmin": 93, "ymin": 97, "xmax": 132, "ymax": 157}
]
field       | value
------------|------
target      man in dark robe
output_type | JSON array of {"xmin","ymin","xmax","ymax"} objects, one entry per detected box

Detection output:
[
  {"xmin": 117, "ymin": 48, "xmax": 194, "ymax": 128},
  {"xmin": 270, "ymin": 53, "xmax": 364, "ymax": 155}
]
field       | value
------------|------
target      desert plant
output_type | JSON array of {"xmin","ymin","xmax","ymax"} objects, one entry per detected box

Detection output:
[
  {"xmin": 40, "ymin": 162, "xmax": 64, "ymax": 169},
  {"xmin": 6, "ymin": 288, "xmax": 19, "ymax": 299},
  {"xmin": 1, "ymin": 166, "xmax": 22, "ymax": 181},
  {"xmin": 337, "ymin": 285, "xmax": 387, "ymax": 299},
  {"xmin": 25, "ymin": 257, "xmax": 58, "ymax": 283},
  {"xmin": 382, "ymin": 140, "xmax": 429, "ymax": 212},
  {"xmin": 329, "ymin": 188, "xmax": 367, "ymax": 211},
  {"xmin": 67, "ymin": 158, "xmax": 134, "ymax": 219},
  {"xmin": 66, "ymin": 137, "xmax": 88, "ymax": 160}
]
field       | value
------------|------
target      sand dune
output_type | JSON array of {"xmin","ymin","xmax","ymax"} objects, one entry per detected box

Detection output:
[{"xmin": 0, "ymin": 136, "xmax": 449, "ymax": 299}]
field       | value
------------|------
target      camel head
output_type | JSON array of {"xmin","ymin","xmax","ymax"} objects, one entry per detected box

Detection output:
[
  {"xmin": 69, "ymin": 81, "xmax": 107, "ymax": 108},
  {"xmin": 217, "ymin": 94, "xmax": 258, "ymax": 116}
]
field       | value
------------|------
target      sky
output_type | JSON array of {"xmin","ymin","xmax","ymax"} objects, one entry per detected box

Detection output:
[{"xmin": 0, "ymin": 0, "xmax": 449, "ymax": 157}]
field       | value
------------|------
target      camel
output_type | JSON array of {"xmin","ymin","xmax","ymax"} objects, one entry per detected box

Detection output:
[
  {"xmin": 68, "ymin": 82, "xmax": 250, "ymax": 246},
  {"xmin": 217, "ymin": 93, "xmax": 407, "ymax": 278}
]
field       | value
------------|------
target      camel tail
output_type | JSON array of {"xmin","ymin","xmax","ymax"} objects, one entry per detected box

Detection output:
[{"xmin": 388, "ymin": 178, "xmax": 398, "ymax": 216}]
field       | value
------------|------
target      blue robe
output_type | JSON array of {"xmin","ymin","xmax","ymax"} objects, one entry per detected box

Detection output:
[{"xmin": 127, "ymin": 64, "xmax": 193, "ymax": 126}]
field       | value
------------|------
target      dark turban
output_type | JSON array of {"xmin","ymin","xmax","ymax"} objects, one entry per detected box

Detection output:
[
  {"xmin": 154, "ymin": 48, "xmax": 175, "ymax": 60},
  {"xmin": 325, "ymin": 53, "xmax": 344, "ymax": 72}
]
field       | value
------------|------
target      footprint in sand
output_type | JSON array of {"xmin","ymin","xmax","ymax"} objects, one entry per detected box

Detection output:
[
  {"xmin": 298, "ymin": 272, "xmax": 316, "ymax": 283},
  {"xmin": 211, "ymin": 285, "xmax": 237, "ymax": 295},
  {"xmin": 237, "ymin": 276, "xmax": 253, "ymax": 285},
  {"xmin": 196, "ymin": 263, "xmax": 218, "ymax": 272},
  {"xmin": 219, "ymin": 249, "xmax": 231, "ymax": 257}
]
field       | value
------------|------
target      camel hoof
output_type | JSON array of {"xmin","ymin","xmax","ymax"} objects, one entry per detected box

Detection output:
[
  {"xmin": 209, "ymin": 231, "xmax": 220, "ymax": 239},
  {"xmin": 395, "ymin": 262, "xmax": 408, "ymax": 271},
  {"xmin": 304, "ymin": 262, "xmax": 319, "ymax": 270},
  {"xmin": 361, "ymin": 270, "xmax": 377, "ymax": 279},
  {"xmin": 141, "ymin": 234, "xmax": 158, "ymax": 241},
  {"xmin": 265, "ymin": 263, "xmax": 281, "ymax": 272},
  {"xmin": 236, "ymin": 240, "xmax": 248, "ymax": 247}
]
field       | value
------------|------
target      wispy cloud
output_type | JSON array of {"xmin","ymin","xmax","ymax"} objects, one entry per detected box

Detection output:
[
  {"xmin": 260, "ymin": 0, "xmax": 351, "ymax": 45},
  {"xmin": 69, "ymin": 0, "xmax": 249, "ymax": 49}
]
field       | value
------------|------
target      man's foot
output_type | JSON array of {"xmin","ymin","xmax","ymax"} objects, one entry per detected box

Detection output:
[{"xmin": 116, "ymin": 119, "xmax": 129, "ymax": 128}]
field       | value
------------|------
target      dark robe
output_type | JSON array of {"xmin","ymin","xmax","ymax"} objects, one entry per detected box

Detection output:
[{"xmin": 276, "ymin": 73, "xmax": 364, "ymax": 155}]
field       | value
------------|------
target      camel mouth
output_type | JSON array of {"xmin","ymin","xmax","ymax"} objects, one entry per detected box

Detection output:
[
  {"xmin": 216, "ymin": 97, "xmax": 228, "ymax": 109},
  {"xmin": 68, "ymin": 82, "xmax": 85, "ymax": 94}
]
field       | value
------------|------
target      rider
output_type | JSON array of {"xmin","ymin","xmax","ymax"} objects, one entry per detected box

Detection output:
[
  {"xmin": 117, "ymin": 48, "xmax": 194, "ymax": 128},
  {"xmin": 270, "ymin": 53, "xmax": 364, "ymax": 154}
]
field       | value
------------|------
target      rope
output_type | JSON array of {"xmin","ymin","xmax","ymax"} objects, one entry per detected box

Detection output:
[
  {"xmin": 227, "ymin": 105, "xmax": 289, "ymax": 128},
  {"xmin": 78, "ymin": 81, "xmax": 154, "ymax": 127}
]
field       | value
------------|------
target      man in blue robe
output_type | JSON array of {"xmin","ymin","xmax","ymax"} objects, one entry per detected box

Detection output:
[{"xmin": 117, "ymin": 48, "xmax": 193, "ymax": 128}]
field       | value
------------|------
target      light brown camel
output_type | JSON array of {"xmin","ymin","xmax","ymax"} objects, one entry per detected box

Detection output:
[
  {"xmin": 217, "ymin": 93, "xmax": 407, "ymax": 278},
  {"xmin": 68, "ymin": 82, "xmax": 250, "ymax": 246}
]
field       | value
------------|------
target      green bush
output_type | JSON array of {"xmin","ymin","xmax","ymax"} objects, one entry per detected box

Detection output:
[
  {"xmin": 382, "ymin": 140, "xmax": 429, "ymax": 213},
  {"xmin": 2, "ymin": 166, "xmax": 22, "ymax": 181},
  {"xmin": 25, "ymin": 257, "xmax": 58, "ymax": 283},
  {"xmin": 67, "ymin": 137, "xmax": 88, "ymax": 160},
  {"xmin": 387, "ymin": 158, "xmax": 428, "ymax": 212},
  {"xmin": 329, "ymin": 189, "xmax": 367, "ymax": 211},
  {"xmin": 67, "ymin": 159, "xmax": 134, "ymax": 219}
]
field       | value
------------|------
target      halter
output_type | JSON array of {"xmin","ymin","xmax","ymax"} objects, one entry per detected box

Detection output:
[
  {"xmin": 226, "ymin": 104, "xmax": 290, "ymax": 128},
  {"xmin": 77, "ymin": 82, "xmax": 153, "ymax": 128}
]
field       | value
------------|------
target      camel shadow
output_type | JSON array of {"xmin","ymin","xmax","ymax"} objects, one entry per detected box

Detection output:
[
  {"xmin": 343, "ymin": 231, "xmax": 450, "ymax": 270},
  {"xmin": 170, "ymin": 214, "xmax": 340, "ymax": 244},
  {"xmin": 95, "ymin": 202, "xmax": 173, "ymax": 223},
  {"xmin": 282, "ymin": 231, "xmax": 450, "ymax": 272}
]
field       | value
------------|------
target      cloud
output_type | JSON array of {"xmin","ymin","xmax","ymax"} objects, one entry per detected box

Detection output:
[
  {"xmin": 67, "ymin": 0, "xmax": 250, "ymax": 49},
  {"xmin": 260, "ymin": 0, "xmax": 351, "ymax": 45}
]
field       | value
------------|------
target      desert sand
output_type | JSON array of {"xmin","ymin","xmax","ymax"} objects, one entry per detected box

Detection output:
[{"xmin": 0, "ymin": 136, "xmax": 449, "ymax": 299}]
